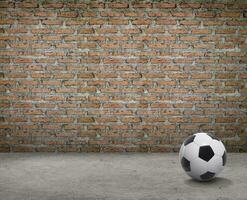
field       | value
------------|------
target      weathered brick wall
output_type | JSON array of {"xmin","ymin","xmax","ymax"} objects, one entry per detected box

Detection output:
[{"xmin": 0, "ymin": 0, "xmax": 246, "ymax": 152}]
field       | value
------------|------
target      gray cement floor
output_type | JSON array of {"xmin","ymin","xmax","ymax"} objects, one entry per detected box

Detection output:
[{"xmin": 0, "ymin": 153, "xmax": 246, "ymax": 200}]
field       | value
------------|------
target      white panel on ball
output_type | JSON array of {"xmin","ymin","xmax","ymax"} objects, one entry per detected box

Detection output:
[
  {"xmin": 190, "ymin": 157, "xmax": 208, "ymax": 180},
  {"xmin": 193, "ymin": 132, "xmax": 213, "ymax": 146},
  {"xmin": 207, "ymin": 155, "xmax": 224, "ymax": 175},
  {"xmin": 184, "ymin": 142, "xmax": 199, "ymax": 161},
  {"xmin": 210, "ymin": 140, "xmax": 226, "ymax": 156}
]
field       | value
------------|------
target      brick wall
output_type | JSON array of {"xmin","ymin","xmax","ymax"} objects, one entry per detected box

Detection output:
[{"xmin": 0, "ymin": 0, "xmax": 246, "ymax": 152}]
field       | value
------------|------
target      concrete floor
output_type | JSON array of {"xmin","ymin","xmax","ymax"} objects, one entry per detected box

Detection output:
[{"xmin": 0, "ymin": 153, "xmax": 246, "ymax": 200}]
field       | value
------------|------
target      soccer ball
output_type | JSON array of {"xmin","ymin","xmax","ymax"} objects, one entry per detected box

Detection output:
[{"xmin": 179, "ymin": 132, "xmax": 227, "ymax": 181}]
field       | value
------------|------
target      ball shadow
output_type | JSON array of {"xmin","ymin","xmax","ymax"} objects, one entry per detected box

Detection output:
[{"xmin": 184, "ymin": 177, "xmax": 233, "ymax": 188}]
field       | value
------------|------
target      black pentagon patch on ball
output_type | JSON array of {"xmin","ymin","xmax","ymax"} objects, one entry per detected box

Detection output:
[
  {"xmin": 207, "ymin": 133, "xmax": 219, "ymax": 141},
  {"xmin": 222, "ymin": 151, "xmax": 227, "ymax": 166},
  {"xmin": 200, "ymin": 171, "xmax": 215, "ymax": 180},
  {"xmin": 184, "ymin": 135, "xmax": 196, "ymax": 146},
  {"xmin": 199, "ymin": 145, "xmax": 214, "ymax": 162},
  {"xmin": 181, "ymin": 157, "xmax": 191, "ymax": 171}
]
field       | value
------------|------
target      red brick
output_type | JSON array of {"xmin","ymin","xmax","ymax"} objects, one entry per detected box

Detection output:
[
  {"xmin": 132, "ymin": 2, "xmax": 152, "ymax": 8},
  {"xmin": 11, "ymin": 11, "xmax": 33, "ymax": 17},
  {"xmin": 42, "ymin": 3, "xmax": 64, "ymax": 8},
  {"xmin": 96, "ymin": 117, "xmax": 118, "ymax": 123},
  {"xmin": 82, "ymin": 11, "xmax": 97, "ymax": 17},
  {"xmin": 108, "ymin": 3, "xmax": 128, "ymax": 9},
  {"xmin": 18, "ymin": 19, "xmax": 39, "ymax": 25},
  {"xmin": 196, "ymin": 11, "xmax": 216, "ymax": 18},
  {"xmin": 42, "ymin": 35, "xmax": 62, "ymax": 41},
  {"xmin": 0, "ymin": 19, "xmax": 15, "ymax": 25},
  {"xmin": 226, "ymin": 21, "xmax": 247, "ymax": 26},
  {"xmin": 89, "ymin": 2, "xmax": 104, "ymax": 9},
  {"xmin": 102, "ymin": 146, "xmax": 125, "ymax": 152},
  {"xmin": 216, "ymin": 73, "xmax": 236, "ymax": 79},
  {"xmin": 78, "ymin": 117, "xmax": 95, "ymax": 123},
  {"xmin": 202, "ymin": 3, "xmax": 225, "ymax": 9},
  {"xmin": 220, "ymin": 12, "xmax": 242, "ymax": 17},
  {"xmin": 171, "ymin": 12, "xmax": 192, "ymax": 17},
  {"xmin": 58, "ymin": 11, "xmax": 78, "ymax": 18},
  {"xmin": 216, "ymin": 118, "xmax": 237, "ymax": 123},
  {"xmin": 191, "ymin": 29, "xmax": 211, "ymax": 34},
  {"xmin": 217, "ymin": 29, "xmax": 237, "ymax": 34},
  {"xmin": 144, "ymin": 117, "xmax": 165, "ymax": 123},
  {"xmin": 78, "ymin": 28, "xmax": 94, "ymax": 34},
  {"xmin": 132, "ymin": 19, "xmax": 151, "ymax": 25},
  {"xmin": 16, "ymin": 2, "xmax": 38, "ymax": 8}
]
